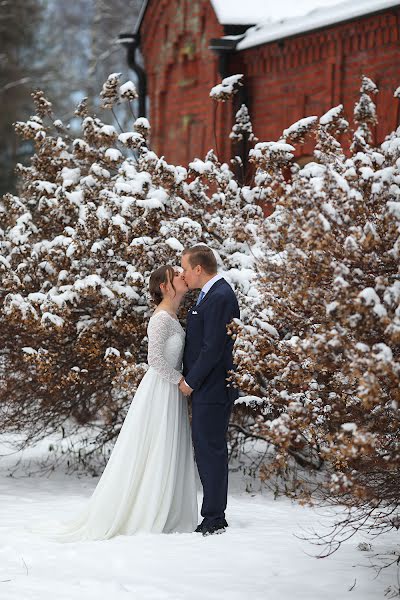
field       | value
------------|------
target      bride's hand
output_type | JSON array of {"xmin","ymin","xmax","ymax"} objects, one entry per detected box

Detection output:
[{"xmin": 179, "ymin": 377, "xmax": 193, "ymax": 397}]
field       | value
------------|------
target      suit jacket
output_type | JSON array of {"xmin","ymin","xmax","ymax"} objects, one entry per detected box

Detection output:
[{"xmin": 183, "ymin": 278, "xmax": 240, "ymax": 405}]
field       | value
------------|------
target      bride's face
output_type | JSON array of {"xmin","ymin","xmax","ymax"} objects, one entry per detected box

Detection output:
[{"xmin": 166, "ymin": 268, "xmax": 188, "ymax": 296}]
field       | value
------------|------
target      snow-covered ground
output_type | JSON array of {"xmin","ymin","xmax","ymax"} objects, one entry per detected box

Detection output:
[{"xmin": 0, "ymin": 433, "xmax": 398, "ymax": 600}]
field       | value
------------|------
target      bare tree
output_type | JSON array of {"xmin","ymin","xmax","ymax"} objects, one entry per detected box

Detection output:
[
  {"xmin": 0, "ymin": 0, "xmax": 144, "ymax": 193},
  {"xmin": 0, "ymin": 0, "xmax": 42, "ymax": 194}
]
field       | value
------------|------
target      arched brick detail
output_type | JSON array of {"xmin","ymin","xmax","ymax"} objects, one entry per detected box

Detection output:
[{"xmin": 140, "ymin": 0, "xmax": 225, "ymax": 164}]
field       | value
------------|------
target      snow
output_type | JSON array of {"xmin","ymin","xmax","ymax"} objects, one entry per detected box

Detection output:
[
  {"xmin": 96, "ymin": 206, "xmax": 111, "ymax": 221},
  {"xmin": 41, "ymin": 312, "xmax": 64, "ymax": 328},
  {"xmin": 210, "ymin": 74, "xmax": 243, "ymax": 99},
  {"xmin": 105, "ymin": 148, "xmax": 123, "ymax": 162},
  {"xmin": 319, "ymin": 104, "xmax": 343, "ymax": 125},
  {"xmin": 134, "ymin": 117, "xmax": 150, "ymax": 130},
  {"xmin": 360, "ymin": 166, "xmax": 374, "ymax": 180},
  {"xmin": 34, "ymin": 181, "xmax": 57, "ymax": 195},
  {"xmin": 381, "ymin": 136, "xmax": 400, "ymax": 157},
  {"xmin": 32, "ymin": 236, "xmax": 73, "ymax": 257},
  {"xmin": 135, "ymin": 0, "xmax": 344, "ymax": 32},
  {"xmin": 341, "ymin": 422, "xmax": 357, "ymax": 432},
  {"xmin": 21, "ymin": 347, "xmax": 37, "ymax": 355},
  {"xmin": 0, "ymin": 254, "xmax": 10, "ymax": 268},
  {"xmin": 189, "ymin": 159, "xmax": 215, "ymax": 175},
  {"xmin": 0, "ymin": 432, "xmax": 398, "ymax": 600},
  {"xmin": 165, "ymin": 237, "xmax": 184, "ymax": 252},
  {"xmin": 356, "ymin": 342, "xmax": 370, "ymax": 353},
  {"xmin": 326, "ymin": 301, "xmax": 339, "ymax": 315},
  {"xmin": 109, "ymin": 283, "xmax": 139, "ymax": 301},
  {"xmin": 90, "ymin": 164, "xmax": 110, "ymax": 179},
  {"xmin": 235, "ymin": 395, "xmax": 265, "ymax": 406},
  {"xmin": 99, "ymin": 125, "xmax": 117, "ymax": 137},
  {"xmin": 387, "ymin": 201, "xmax": 400, "ymax": 220},
  {"xmin": 17, "ymin": 119, "xmax": 43, "ymax": 132},
  {"xmin": 111, "ymin": 215, "xmax": 127, "ymax": 229},
  {"xmin": 118, "ymin": 132, "xmax": 144, "ymax": 148},
  {"xmin": 372, "ymin": 342, "xmax": 393, "ymax": 363},
  {"xmin": 3, "ymin": 294, "xmax": 38, "ymax": 320},
  {"xmin": 384, "ymin": 281, "xmax": 400, "ymax": 307},
  {"xmin": 322, "ymin": 202, "xmax": 339, "ymax": 220},
  {"xmin": 282, "ymin": 116, "xmax": 318, "ymax": 139},
  {"xmin": 119, "ymin": 81, "xmax": 138, "ymax": 98},
  {"xmin": 210, "ymin": 0, "xmax": 343, "ymax": 25},
  {"xmin": 318, "ymin": 213, "xmax": 331, "ymax": 231},
  {"xmin": 253, "ymin": 318, "xmax": 279, "ymax": 338},
  {"xmin": 66, "ymin": 190, "xmax": 84, "ymax": 206},
  {"xmin": 224, "ymin": 268, "xmax": 255, "ymax": 294},
  {"xmin": 358, "ymin": 287, "xmax": 387, "ymax": 318},
  {"xmin": 136, "ymin": 198, "xmax": 165, "ymax": 211},
  {"xmin": 73, "ymin": 275, "xmax": 114, "ymax": 299},
  {"xmin": 176, "ymin": 217, "xmax": 202, "ymax": 236},
  {"xmin": 60, "ymin": 167, "xmax": 81, "ymax": 187},
  {"xmin": 250, "ymin": 141, "xmax": 295, "ymax": 162},
  {"xmin": 48, "ymin": 289, "xmax": 78, "ymax": 308},
  {"xmin": 236, "ymin": 0, "xmax": 400, "ymax": 50},
  {"xmin": 104, "ymin": 347, "xmax": 120, "ymax": 359}
]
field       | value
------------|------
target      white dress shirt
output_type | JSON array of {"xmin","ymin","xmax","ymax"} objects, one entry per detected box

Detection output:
[{"xmin": 199, "ymin": 273, "xmax": 224, "ymax": 298}]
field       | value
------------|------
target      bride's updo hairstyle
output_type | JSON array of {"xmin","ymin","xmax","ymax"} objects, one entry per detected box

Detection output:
[{"xmin": 149, "ymin": 265, "xmax": 176, "ymax": 305}]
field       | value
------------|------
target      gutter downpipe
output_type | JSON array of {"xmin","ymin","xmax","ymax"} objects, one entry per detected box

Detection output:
[
  {"xmin": 209, "ymin": 36, "xmax": 248, "ymax": 181},
  {"xmin": 118, "ymin": 33, "xmax": 147, "ymax": 118}
]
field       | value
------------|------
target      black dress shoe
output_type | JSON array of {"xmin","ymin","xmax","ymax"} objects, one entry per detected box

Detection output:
[
  {"xmin": 195, "ymin": 521, "xmax": 206, "ymax": 533},
  {"xmin": 195, "ymin": 518, "xmax": 229, "ymax": 533},
  {"xmin": 202, "ymin": 522, "xmax": 226, "ymax": 536}
]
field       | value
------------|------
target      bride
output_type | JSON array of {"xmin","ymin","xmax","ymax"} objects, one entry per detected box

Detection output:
[{"xmin": 38, "ymin": 265, "xmax": 198, "ymax": 540}]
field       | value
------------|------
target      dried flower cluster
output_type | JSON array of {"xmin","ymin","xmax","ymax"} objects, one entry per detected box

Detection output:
[
  {"xmin": 230, "ymin": 104, "xmax": 258, "ymax": 143},
  {"xmin": 0, "ymin": 77, "xmax": 260, "ymax": 453},
  {"xmin": 1, "ymin": 74, "xmax": 399, "ymax": 561},
  {"xmin": 231, "ymin": 79, "xmax": 400, "ymax": 550},
  {"xmin": 209, "ymin": 74, "xmax": 243, "ymax": 102}
]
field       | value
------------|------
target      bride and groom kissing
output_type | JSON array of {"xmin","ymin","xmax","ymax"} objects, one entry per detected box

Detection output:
[{"xmin": 37, "ymin": 244, "xmax": 240, "ymax": 541}]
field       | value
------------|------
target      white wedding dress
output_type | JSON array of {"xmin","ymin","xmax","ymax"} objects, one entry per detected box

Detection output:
[{"xmin": 37, "ymin": 310, "xmax": 198, "ymax": 541}]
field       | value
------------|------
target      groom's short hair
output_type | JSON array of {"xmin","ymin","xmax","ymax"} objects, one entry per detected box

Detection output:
[{"xmin": 183, "ymin": 245, "xmax": 217, "ymax": 274}]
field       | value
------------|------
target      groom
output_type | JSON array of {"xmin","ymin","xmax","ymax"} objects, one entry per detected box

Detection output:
[{"xmin": 180, "ymin": 245, "xmax": 240, "ymax": 536}]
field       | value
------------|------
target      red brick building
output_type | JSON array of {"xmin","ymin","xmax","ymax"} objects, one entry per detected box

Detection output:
[{"xmin": 123, "ymin": 0, "xmax": 400, "ymax": 166}]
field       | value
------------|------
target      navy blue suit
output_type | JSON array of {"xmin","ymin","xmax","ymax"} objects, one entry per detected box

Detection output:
[{"xmin": 183, "ymin": 278, "xmax": 240, "ymax": 525}]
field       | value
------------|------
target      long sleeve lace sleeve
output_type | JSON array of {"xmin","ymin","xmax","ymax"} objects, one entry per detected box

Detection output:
[{"xmin": 147, "ymin": 312, "xmax": 183, "ymax": 385}]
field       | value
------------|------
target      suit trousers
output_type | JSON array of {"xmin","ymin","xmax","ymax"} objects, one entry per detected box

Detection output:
[{"xmin": 191, "ymin": 400, "xmax": 233, "ymax": 525}]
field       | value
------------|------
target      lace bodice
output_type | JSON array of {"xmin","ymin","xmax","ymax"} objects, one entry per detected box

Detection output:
[{"xmin": 147, "ymin": 310, "xmax": 185, "ymax": 385}]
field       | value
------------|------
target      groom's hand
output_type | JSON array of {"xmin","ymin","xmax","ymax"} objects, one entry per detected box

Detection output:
[{"xmin": 179, "ymin": 377, "xmax": 193, "ymax": 397}]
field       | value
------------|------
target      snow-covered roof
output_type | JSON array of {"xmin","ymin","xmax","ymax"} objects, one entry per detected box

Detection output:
[
  {"xmin": 236, "ymin": 0, "xmax": 400, "ymax": 50},
  {"xmin": 134, "ymin": 0, "xmax": 399, "ymax": 40},
  {"xmin": 135, "ymin": 0, "xmax": 347, "ymax": 33},
  {"xmin": 210, "ymin": 0, "xmax": 343, "ymax": 26}
]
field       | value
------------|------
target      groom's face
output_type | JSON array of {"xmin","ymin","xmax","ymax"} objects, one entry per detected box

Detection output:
[{"xmin": 181, "ymin": 254, "xmax": 201, "ymax": 290}]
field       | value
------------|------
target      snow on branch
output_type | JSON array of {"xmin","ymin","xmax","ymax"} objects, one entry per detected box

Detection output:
[{"xmin": 210, "ymin": 74, "xmax": 243, "ymax": 102}]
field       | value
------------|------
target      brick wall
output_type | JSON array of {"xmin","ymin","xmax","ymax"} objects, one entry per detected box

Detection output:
[
  {"xmin": 140, "ymin": 0, "xmax": 232, "ymax": 166},
  {"xmin": 234, "ymin": 7, "xmax": 400, "ymax": 157},
  {"xmin": 139, "ymin": 2, "xmax": 400, "ymax": 166}
]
